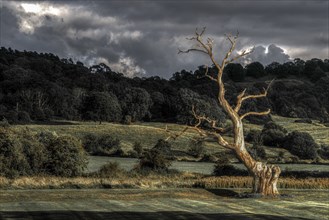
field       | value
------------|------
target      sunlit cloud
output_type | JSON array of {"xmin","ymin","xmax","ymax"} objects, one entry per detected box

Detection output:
[
  {"xmin": 4, "ymin": 1, "xmax": 66, "ymax": 34},
  {"xmin": 110, "ymin": 56, "xmax": 147, "ymax": 77}
]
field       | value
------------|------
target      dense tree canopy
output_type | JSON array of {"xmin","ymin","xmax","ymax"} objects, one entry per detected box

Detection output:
[{"xmin": 0, "ymin": 47, "xmax": 328, "ymax": 124}]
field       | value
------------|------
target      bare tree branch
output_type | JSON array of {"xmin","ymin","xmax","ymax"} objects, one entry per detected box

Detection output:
[
  {"xmin": 226, "ymin": 47, "xmax": 254, "ymax": 64},
  {"xmin": 196, "ymin": 27, "xmax": 206, "ymax": 37},
  {"xmin": 219, "ymin": 34, "xmax": 238, "ymax": 70},
  {"xmin": 164, "ymin": 125, "xmax": 189, "ymax": 141},
  {"xmin": 235, "ymin": 79, "xmax": 275, "ymax": 113},
  {"xmin": 198, "ymin": 65, "xmax": 217, "ymax": 82},
  {"xmin": 234, "ymin": 88, "xmax": 247, "ymax": 112},
  {"xmin": 190, "ymin": 105, "xmax": 234, "ymax": 149},
  {"xmin": 178, "ymin": 48, "xmax": 208, "ymax": 55},
  {"xmin": 240, "ymin": 109, "xmax": 271, "ymax": 120},
  {"xmin": 191, "ymin": 105, "xmax": 226, "ymax": 133}
]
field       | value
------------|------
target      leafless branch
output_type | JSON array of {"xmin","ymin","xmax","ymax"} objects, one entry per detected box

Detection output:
[
  {"xmin": 190, "ymin": 105, "xmax": 234, "ymax": 149},
  {"xmin": 240, "ymin": 109, "xmax": 271, "ymax": 120},
  {"xmin": 196, "ymin": 27, "xmax": 206, "ymax": 37},
  {"xmin": 164, "ymin": 125, "xmax": 189, "ymax": 141},
  {"xmin": 191, "ymin": 106, "xmax": 226, "ymax": 133},
  {"xmin": 219, "ymin": 33, "xmax": 241, "ymax": 71},
  {"xmin": 226, "ymin": 47, "xmax": 254, "ymax": 64},
  {"xmin": 198, "ymin": 65, "xmax": 217, "ymax": 82},
  {"xmin": 235, "ymin": 79, "xmax": 275, "ymax": 113},
  {"xmin": 178, "ymin": 48, "xmax": 208, "ymax": 55},
  {"xmin": 234, "ymin": 88, "xmax": 247, "ymax": 112}
]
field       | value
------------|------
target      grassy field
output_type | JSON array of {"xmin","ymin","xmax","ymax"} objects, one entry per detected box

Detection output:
[
  {"xmin": 0, "ymin": 188, "xmax": 328, "ymax": 220},
  {"xmin": 13, "ymin": 114, "xmax": 329, "ymax": 163},
  {"xmin": 15, "ymin": 121, "xmax": 220, "ymax": 154},
  {"xmin": 271, "ymin": 115, "xmax": 329, "ymax": 146}
]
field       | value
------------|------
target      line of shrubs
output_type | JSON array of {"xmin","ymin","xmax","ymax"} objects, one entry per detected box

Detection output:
[
  {"xmin": 0, "ymin": 127, "xmax": 87, "ymax": 178},
  {"xmin": 246, "ymin": 121, "xmax": 328, "ymax": 161},
  {"xmin": 1, "ymin": 121, "xmax": 327, "ymax": 179},
  {"xmin": 0, "ymin": 124, "xmax": 184, "ymax": 179},
  {"xmin": 89, "ymin": 139, "xmax": 178, "ymax": 178}
]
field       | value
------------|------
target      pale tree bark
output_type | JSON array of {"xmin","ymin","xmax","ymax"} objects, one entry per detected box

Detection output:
[{"xmin": 175, "ymin": 28, "xmax": 280, "ymax": 196}]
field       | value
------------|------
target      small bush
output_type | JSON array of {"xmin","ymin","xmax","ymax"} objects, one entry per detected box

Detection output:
[
  {"xmin": 40, "ymin": 132, "xmax": 88, "ymax": 177},
  {"xmin": 133, "ymin": 141, "xmax": 143, "ymax": 157},
  {"xmin": 127, "ymin": 150, "xmax": 139, "ymax": 158},
  {"xmin": 122, "ymin": 115, "xmax": 132, "ymax": 125},
  {"xmin": 0, "ymin": 128, "xmax": 48, "ymax": 178},
  {"xmin": 188, "ymin": 140, "xmax": 206, "ymax": 158},
  {"xmin": 199, "ymin": 153, "xmax": 217, "ymax": 162},
  {"xmin": 248, "ymin": 144, "xmax": 267, "ymax": 160},
  {"xmin": 215, "ymin": 154, "xmax": 230, "ymax": 165},
  {"xmin": 138, "ymin": 150, "xmax": 172, "ymax": 171},
  {"xmin": 261, "ymin": 129, "xmax": 286, "ymax": 147},
  {"xmin": 0, "ymin": 128, "xmax": 31, "ymax": 178},
  {"xmin": 82, "ymin": 133, "xmax": 121, "ymax": 156},
  {"xmin": 283, "ymin": 131, "xmax": 318, "ymax": 160},
  {"xmin": 20, "ymin": 129, "xmax": 47, "ymax": 174},
  {"xmin": 245, "ymin": 129, "xmax": 262, "ymax": 144},
  {"xmin": 138, "ymin": 139, "xmax": 173, "ymax": 172},
  {"xmin": 263, "ymin": 122, "xmax": 287, "ymax": 133},
  {"xmin": 152, "ymin": 139, "xmax": 173, "ymax": 158},
  {"xmin": 261, "ymin": 122, "xmax": 287, "ymax": 147},
  {"xmin": 17, "ymin": 111, "xmax": 31, "ymax": 123},
  {"xmin": 5, "ymin": 110, "xmax": 18, "ymax": 123},
  {"xmin": 0, "ymin": 118, "xmax": 10, "ymax": 128},
  {"xmin": 97, "ymin": 162, "xmax": 126, "ymax": 178},
  {"xmin": 277, "ymin": 151, "xmax": 285, "ymax": 162},
  {"xmin": 318, "ymin": 144, "xmax": 329, "ymax": 160}
]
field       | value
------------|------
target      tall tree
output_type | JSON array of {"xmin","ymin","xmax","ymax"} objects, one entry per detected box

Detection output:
[
  {"xmin": 245, "ymin": 62, "xmax": 266, "ymax": 78},
  {"xmin": 176, "ymin": 28, "xmax": 280, "ymax": 196}
]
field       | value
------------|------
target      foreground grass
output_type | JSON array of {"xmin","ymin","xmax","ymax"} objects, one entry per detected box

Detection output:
[
  {"xmin": 1, "ymin": 188, "xmax": 328, "ymax": 220},
  {"xmin": 1, "ymin": 174, "xmax": 328, "ymax": 190}
]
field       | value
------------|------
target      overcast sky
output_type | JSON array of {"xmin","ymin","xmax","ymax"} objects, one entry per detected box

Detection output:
[{"xmin": 1, "ymin": 0, "xmax": 328, "ymax": 78}]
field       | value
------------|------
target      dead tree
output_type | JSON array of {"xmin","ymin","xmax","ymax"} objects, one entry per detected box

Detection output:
[{"xmin": 177, "ymin": 28, "xmax": 280, "ymax": 196}]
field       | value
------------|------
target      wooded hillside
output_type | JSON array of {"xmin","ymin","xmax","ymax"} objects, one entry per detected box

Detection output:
[{"xmin": 0, "ymin": 47, "xmax": 328, "ymax": 125}]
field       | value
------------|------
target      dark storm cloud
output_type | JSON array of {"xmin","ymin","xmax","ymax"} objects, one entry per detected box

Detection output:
[{"xmin": 1, "ymin": 0, "xmax": 328, "ymax": 78}]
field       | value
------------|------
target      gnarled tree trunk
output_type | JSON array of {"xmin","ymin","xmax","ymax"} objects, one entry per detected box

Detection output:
[{"xmin": 233, "ymin": 136, "xmax": 281, "ymax": 196}]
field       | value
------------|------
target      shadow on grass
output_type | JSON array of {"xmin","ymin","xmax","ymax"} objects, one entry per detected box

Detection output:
[
  {"xmin": 206, "ymin": 188, "xmax": 293, "ymax": 199},
  {"xmin": 32, "ymin": 121, "xmax": 79, "ymax": 126},
  {"xmin": 206, "ymin": 188, "xmax": 240, "ymax": 197},
  {"xmin": 0, "ymin": 211, "xmax": 311, "ymax": 220}
]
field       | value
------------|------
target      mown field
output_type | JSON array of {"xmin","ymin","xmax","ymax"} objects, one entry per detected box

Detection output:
[{"xmin": 0, "ymin": 188, "xmax": 328, "ymax": 220}]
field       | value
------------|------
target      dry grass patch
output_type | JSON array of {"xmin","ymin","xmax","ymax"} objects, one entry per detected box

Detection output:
[{"xmin": 1, "ymin": 174, "xmax": 328, "ymax": 190}]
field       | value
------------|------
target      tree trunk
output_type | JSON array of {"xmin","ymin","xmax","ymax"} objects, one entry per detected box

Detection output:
[
  {"xmin": 235, "ymin": 148, "xmax": 281, "ymax": 196},
  {"xmin": 233, "ymin": 119, "xmax": 281, "ymax": 196},
  {"xmin": 252, "ymin": 162, "xmax": 281, "ymax": 196}
]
